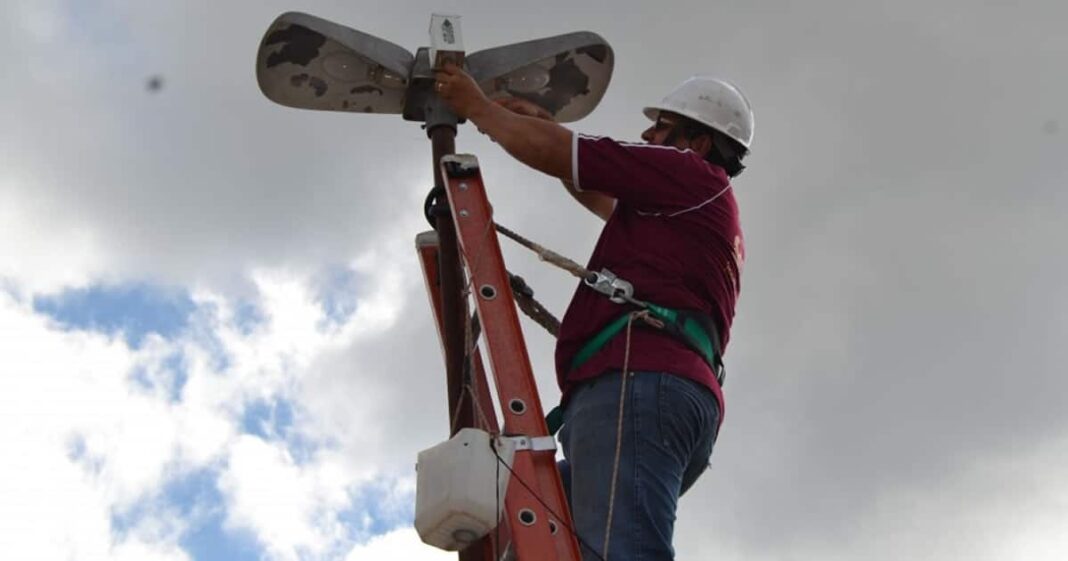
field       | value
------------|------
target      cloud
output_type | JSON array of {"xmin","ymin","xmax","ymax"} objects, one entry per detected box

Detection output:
[
  {"xmin": 0, "ymin": 292, "xmax": 188, "ymax": 560},
  {"xmin": 344, "ymin": 528, "xmax": 453, "ymax": 561},
  {"xmin": 0, "ymin": 258, "xmax": 439, "ymax": 560},
  {"xmin": 219, "ymin": 436, "xmax": 347, "ymax": 560},
  {"xmin": 4, "ymin": 0, "xmax": 1068, "ymax": 560}
]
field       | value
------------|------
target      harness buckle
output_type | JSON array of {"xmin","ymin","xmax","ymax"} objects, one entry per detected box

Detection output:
[{"xmin": 583, "ymin": 269, "xmax": 634, "ymax": 304}]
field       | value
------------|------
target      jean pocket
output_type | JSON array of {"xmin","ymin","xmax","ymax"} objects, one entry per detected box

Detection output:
[{"xmin": 656, "ymin": 375, "xmax": 707, "ymax": 465}]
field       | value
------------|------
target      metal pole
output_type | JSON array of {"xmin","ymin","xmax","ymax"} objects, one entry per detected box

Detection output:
[{"xmin": 426, "ymin": 98, "xmax": 475, "ymax": 436}]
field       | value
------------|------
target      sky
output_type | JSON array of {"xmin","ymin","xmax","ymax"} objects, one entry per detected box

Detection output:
[{"xmin": 2, "ymin": 0, "xmax": 1067, "ymax": 560}]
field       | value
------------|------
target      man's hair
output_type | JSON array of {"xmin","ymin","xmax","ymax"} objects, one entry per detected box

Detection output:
[{"xmin": 671, "ymin": 118, "xmax": 749, "ymax": 178}]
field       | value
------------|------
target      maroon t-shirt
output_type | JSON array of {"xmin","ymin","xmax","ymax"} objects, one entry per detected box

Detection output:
[{"xmin": 555, "ymin": 133, "xmax": 745, "ymax": 420}]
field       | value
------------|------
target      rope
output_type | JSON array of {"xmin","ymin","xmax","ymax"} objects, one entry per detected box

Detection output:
[
  {"xmin": 508, "ymin": 272, "xmax": 560, "ymax": 337},
  {"xmin": 495, "ymin": 222, "xmax": 591, "ymax": 280},
  {"xmin": 466, "ymin": 383, "xmax": 493, "ymax": 433},
  {"xmin": 601, "ymin": 310, "xmax": 644, "ymax": 559},
  {"xmin": 461, "ymin": 313, "xmax": 495, "ymax": 433},
  {"xmin": 448, "ymin": 382, "xmax": 469, "ymax": 435},
  {"xmin": 493, "ymin": 222, "xmax": 574, "ymax": 339},
  {"xmin": 450, "ymin": 310, "xmax": 496, "ymax": 435}
]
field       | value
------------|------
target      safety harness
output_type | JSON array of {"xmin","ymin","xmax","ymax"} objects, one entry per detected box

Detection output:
[
  {"xmin": 572, "ymin": 269, "xmax": 724, "ymax": 380},
  {"xmin": 542, "ymin": 268, "xmax": 724, "ymax": 435},
  {"xmin": 490, "ymin": 223, "xmax": 725, "ymax": 436}
]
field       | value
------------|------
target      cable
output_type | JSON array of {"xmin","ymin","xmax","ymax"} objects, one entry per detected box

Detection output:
[
  {"xmin": 451, "ymin": 313, "xmax": 482, "ymax": 435},
  {"xmin": 489, "ymin": 442, "xmax": 607, "ymax": 561},
  {"xmin": 423, "ymin": 185, "xmax": 448, "ymax": 229}
]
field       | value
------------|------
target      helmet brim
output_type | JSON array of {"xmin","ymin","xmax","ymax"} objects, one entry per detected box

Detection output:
[
  {"xmin": 640, "ymin": 105, "xmax": 752, "ymax": 150},
  {"xmin": 642, "ymin": 106, "xmax": 665, "ymax": 121}
]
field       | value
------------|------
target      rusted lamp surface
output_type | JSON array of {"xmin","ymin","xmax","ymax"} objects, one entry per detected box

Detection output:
[{"xmin": 256, "ymin": 12, "xmax": 414, "ymax": 115}]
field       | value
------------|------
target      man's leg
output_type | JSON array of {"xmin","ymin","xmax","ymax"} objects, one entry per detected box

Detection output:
[{"xmin": 558, "ymin": 371, "xmax": 720, "ymax": 561}]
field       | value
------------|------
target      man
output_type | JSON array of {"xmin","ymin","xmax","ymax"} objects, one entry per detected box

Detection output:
[{"xmin": 436, "ymin": 63, "xmax": 753, "ymax": 560}]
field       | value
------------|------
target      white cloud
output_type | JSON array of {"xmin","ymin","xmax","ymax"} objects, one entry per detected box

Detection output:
[
  {"xmin": 0, "ymin": 254, "xmax": 437, "ymax": 560},
  {"xmin": 219, "ymin": 436, "xmax": 348, "ymax": 560},
  {"xmin": 0, "ymin": 293, "xmax": 187, "ymax": 560},
  {"xmin": 0, "ymin": 179, "xmax": 104, "ymax": 295},
  {"xmin": 344, "ymin": 528, "xmax": 453, "ymax": 561}
]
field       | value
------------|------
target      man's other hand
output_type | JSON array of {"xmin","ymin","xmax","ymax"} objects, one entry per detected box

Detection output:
[{"xmin": 434, "ymin": 62, "xmax": 490, "ymax": 119}]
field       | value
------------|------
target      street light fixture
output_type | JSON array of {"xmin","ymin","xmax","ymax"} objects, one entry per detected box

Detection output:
[{"xmin": 255, "ymin": 11, "xmax": 614, "ymax": 123}]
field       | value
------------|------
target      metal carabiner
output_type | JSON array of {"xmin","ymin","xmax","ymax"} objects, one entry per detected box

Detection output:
[{"xmin": 583, "ymin": 268, "xmax": 635, "ymax": 304}]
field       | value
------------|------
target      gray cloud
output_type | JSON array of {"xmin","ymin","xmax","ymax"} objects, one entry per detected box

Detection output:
[{"xmin": 4, "ymin": 0, "xmax": 1068, "ymax": 559}]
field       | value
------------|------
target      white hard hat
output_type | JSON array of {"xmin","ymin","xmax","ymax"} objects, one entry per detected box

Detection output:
[{"xmin": 643, "ymin": 76, "xmax": 755, "ymax": 150}]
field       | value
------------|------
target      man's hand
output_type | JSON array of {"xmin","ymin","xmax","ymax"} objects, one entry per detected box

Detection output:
[
  {"xmin": 434, "ymin": 63, "xmax": 491, "ymax": 119},
  {"xmin": 433, "ymin": 62, "xmax": 572, "ymax": 181},
  {"xmin": 434, "ymin": 63, "xmax": 611, "ymax": 220}
]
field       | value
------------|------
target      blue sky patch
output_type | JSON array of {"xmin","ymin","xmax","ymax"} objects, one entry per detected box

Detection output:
[
  {"xmin": 1, "ymin": 278, "xmax": 20, "ymax": 301},
  {"xmin": 112, "ymin": 468, "xmax": 263, "ymax": 561},
  {"xmin": 167, "ymin": 470, "xmax": 262, "ymax": 561},
  {"xmin": 241, "ymin": 398, "xmax": 324, "ymax": 464},
  {"xmin": 181, "ymin": 512, "xmax": 263, "ymax": 561},
  {"xmin": 185, "ymin": 308, "xmax": 233, "ymax": 373},
  {"xmin": 130, "ymin": 351, "xmax": 188, "ymax": 401},
  {"xmin": 65, "ymin": 433, "xmax": 104, "ymax": 476},
  {"xmin": 241, "ymin": 398, "xmax": 295, "ymax": 440},
  {"xmin": 164, "ymin": 352, "xmax": 189, "ymax": 401},
  {"xmin": 33, "ymin": 282, "xmax": 196, "ymax": 348},
  {"xmin": 233, "ymin": 300, "xmax": 265, "ymax": 335},
  {"xmin": 341, "ymin": 478, "xmax": 415, "ymax": 542},
  {"xmin": 284, "ymin": 431, "xmax": 322, "ymax": 466},
  {"xmin": 314, "ymin": 265, "xmax": 360, "ymax": 326}
]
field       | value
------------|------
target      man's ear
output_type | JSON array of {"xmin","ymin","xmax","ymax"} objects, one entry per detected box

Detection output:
[{"xmin": 690, "ymin": 133, "xmax": 714, "ymax": 157}]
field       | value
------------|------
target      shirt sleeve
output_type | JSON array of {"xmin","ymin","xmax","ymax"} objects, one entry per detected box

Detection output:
[{"xmin": 573, "ymin": 133, "xmax": 729, "ymax": 212}]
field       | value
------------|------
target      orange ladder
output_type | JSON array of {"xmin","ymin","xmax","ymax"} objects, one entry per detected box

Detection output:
[{"xmin": 416, "ymin": 154, "xmax": 581, "ymax": 561}]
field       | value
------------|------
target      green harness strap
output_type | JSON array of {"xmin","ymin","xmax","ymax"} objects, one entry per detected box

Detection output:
[{"xmin": 545, "ymin": 304, "xmax": 723, "ymax": 436}]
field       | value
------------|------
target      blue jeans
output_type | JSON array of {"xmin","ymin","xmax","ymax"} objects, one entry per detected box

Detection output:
[{"xmin": 557, "ymin": 371, "xmax": 720, "ymax": 561}]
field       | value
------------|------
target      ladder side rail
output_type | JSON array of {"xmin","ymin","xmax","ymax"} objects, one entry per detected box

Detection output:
[{"xmin": 441, "ymin": 156, "xmax": 581, "ymax": 561}]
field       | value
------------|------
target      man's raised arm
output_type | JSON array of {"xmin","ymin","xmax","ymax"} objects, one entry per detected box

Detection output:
[{"xmin": 435, "ymin": 64, "xmax": 616, "ymax": 221}]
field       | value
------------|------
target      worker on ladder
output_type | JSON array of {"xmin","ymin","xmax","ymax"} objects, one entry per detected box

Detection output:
[{"xmin": 436, "ymin": 62, "xmax": 753, "ymax": 561}]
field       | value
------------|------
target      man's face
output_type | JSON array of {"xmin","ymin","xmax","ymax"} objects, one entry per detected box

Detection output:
[{"xmin": 642, "ymin": 111, "xmax": 687, "ymax": 148}]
